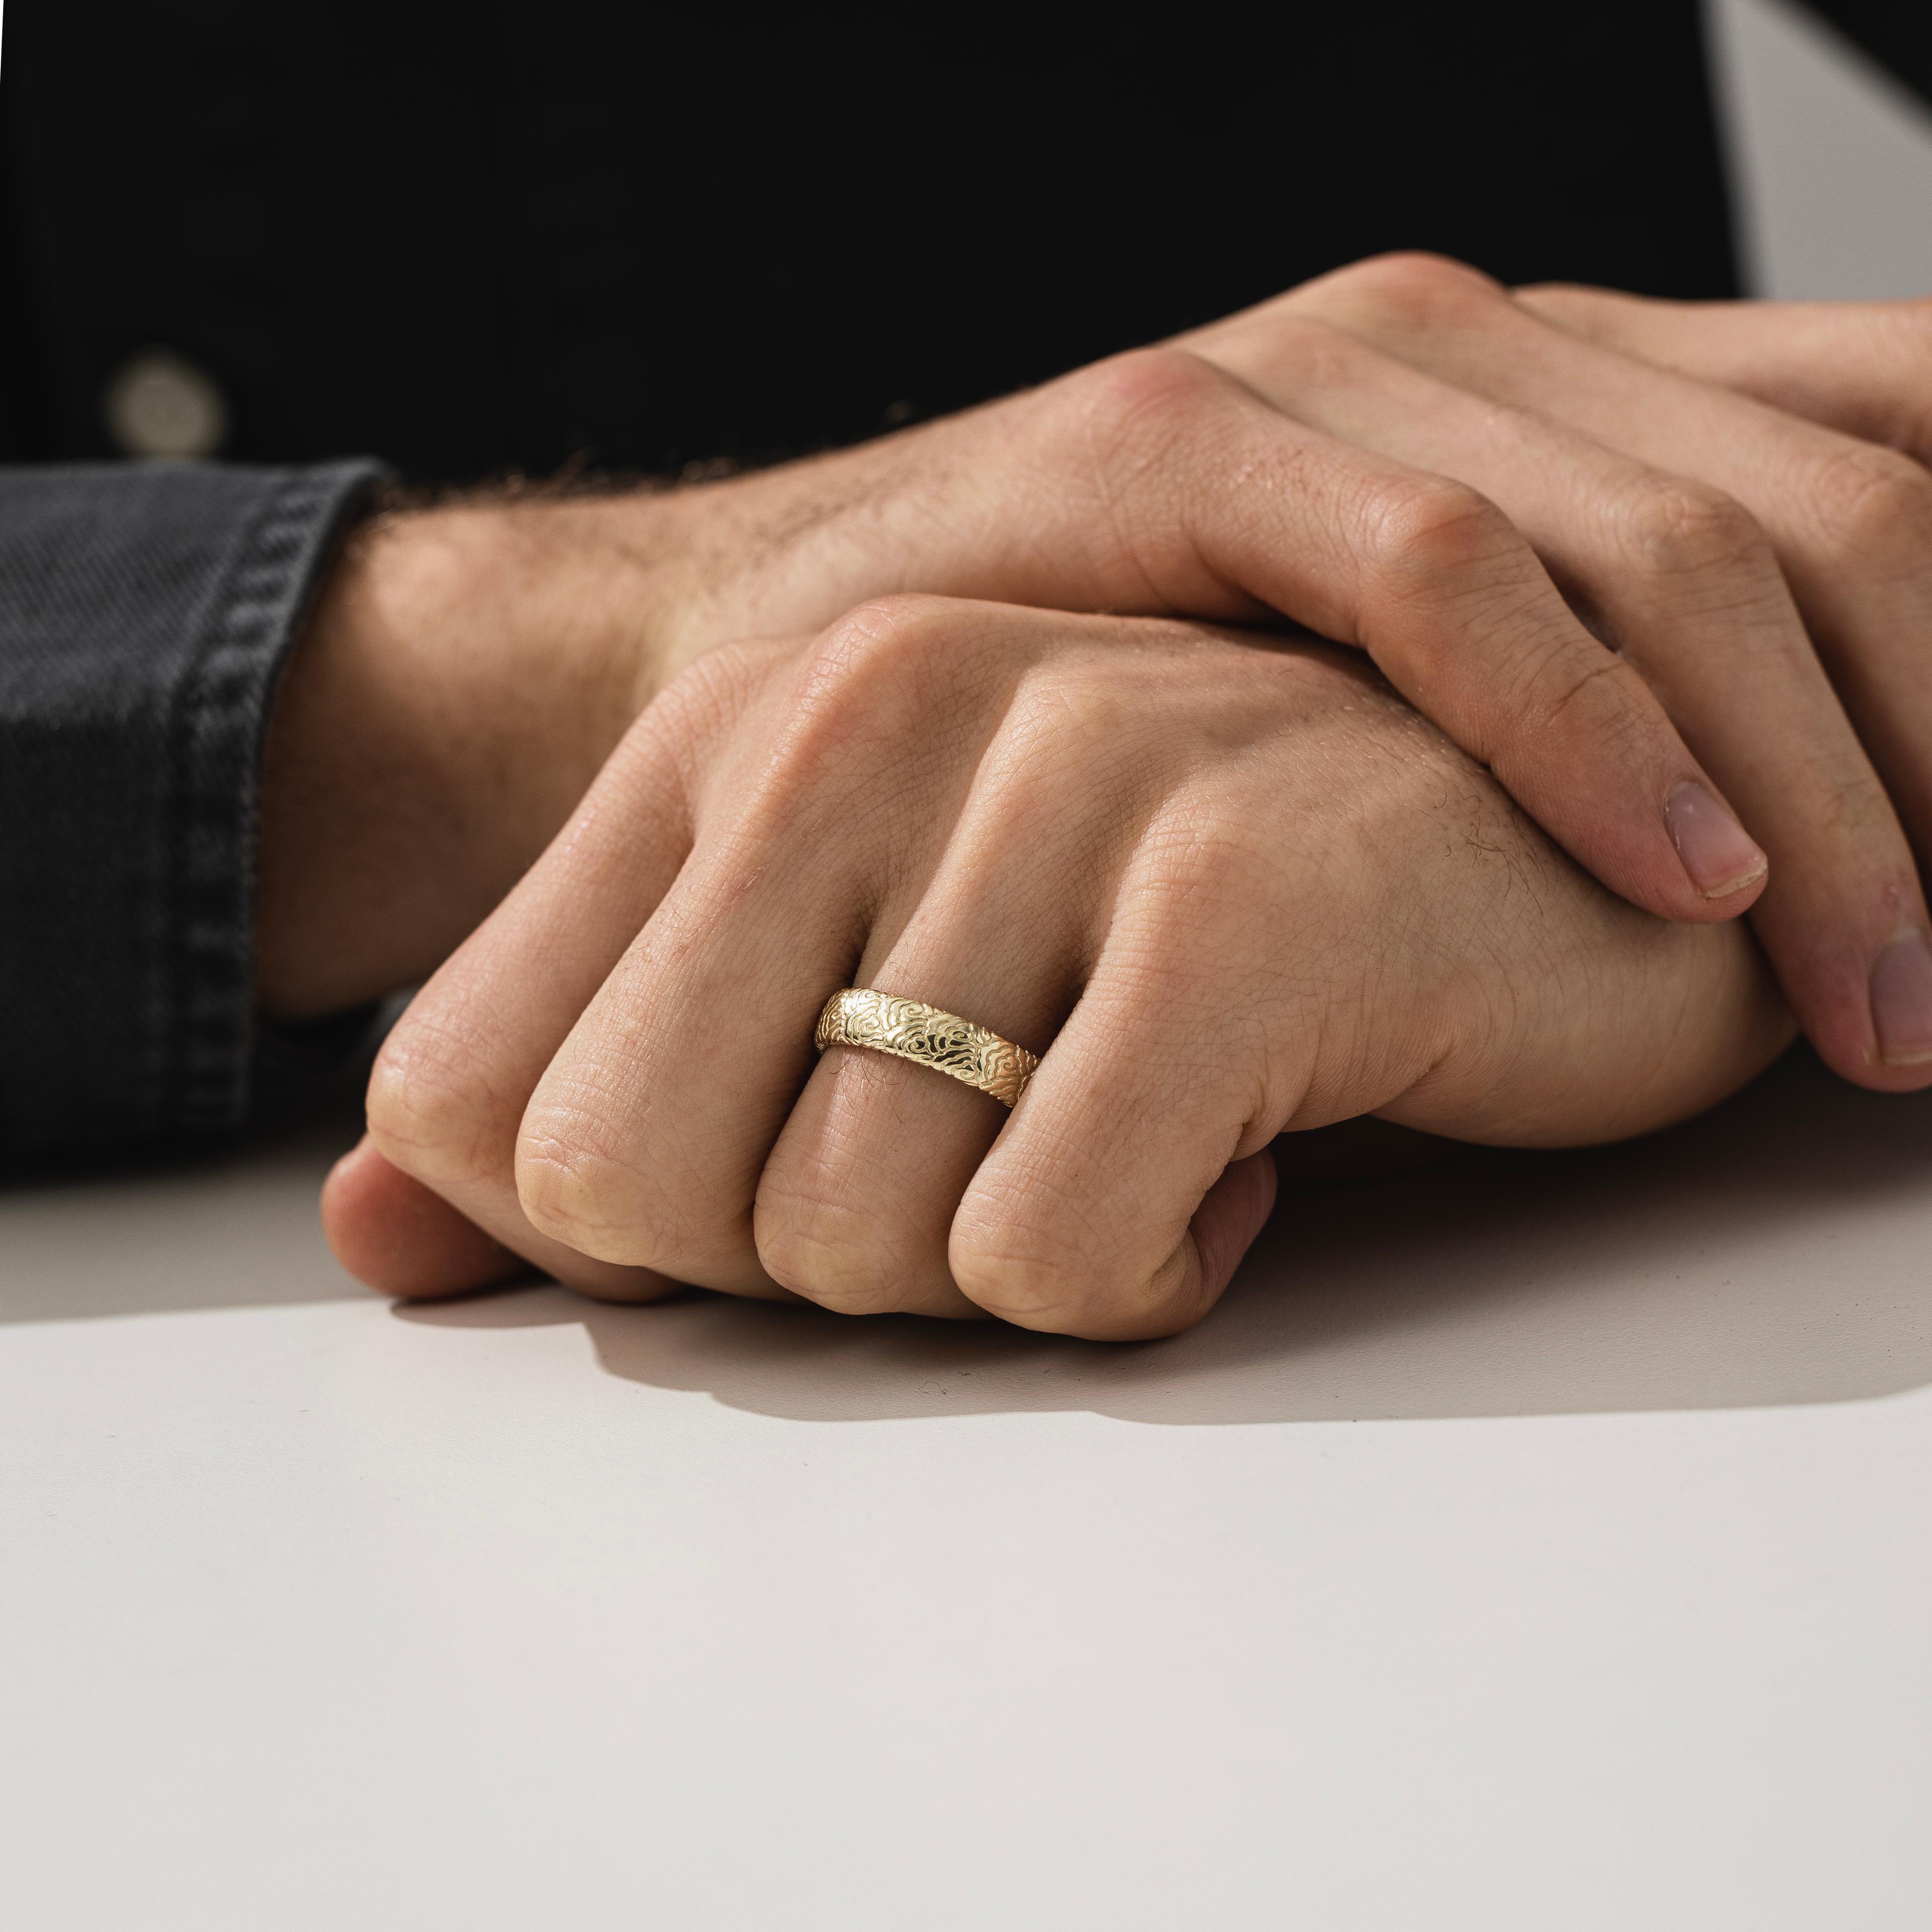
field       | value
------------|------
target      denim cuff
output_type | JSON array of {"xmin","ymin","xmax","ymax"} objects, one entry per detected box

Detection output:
[{"xmin": 0, "ymin": 459, "xmax": 384, "ymax": 1156}]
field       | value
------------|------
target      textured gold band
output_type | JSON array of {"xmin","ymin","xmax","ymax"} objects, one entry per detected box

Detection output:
[{"xmin": 814, "ymin": 988, "xmax": 1040, "ymax": 1108}]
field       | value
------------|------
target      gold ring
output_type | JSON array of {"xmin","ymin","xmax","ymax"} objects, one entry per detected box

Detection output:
[{"xmin": 814, "ymin": 988, "xmax": 1040, "ymax": 1108}]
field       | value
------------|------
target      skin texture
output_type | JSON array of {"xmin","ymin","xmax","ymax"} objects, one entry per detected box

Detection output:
[
  {"xmin": 264, "ymin": 259, "xmax": 1932, "ymax": 1332},
  {"xmin": 343, "ymin": 600, "xmax": 1792, "ymax": 1341}
]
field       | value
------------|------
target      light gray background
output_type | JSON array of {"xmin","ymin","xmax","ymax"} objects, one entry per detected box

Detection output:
[
  {"xmin": 4, "ymin": 10, "xmax": 1931, "ymax": 1930},
  {"xmin": 1713, "ymin": 0, "xmax": 1932, "ymax": 295}
]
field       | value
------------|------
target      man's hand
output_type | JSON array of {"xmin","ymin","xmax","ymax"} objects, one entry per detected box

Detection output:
[
  {"xmin": 323, "ymin": 599, "xmax": 1791, "ymax": 1339},
  {"xmin": 264, "ymin": 261, "xmax": 1932, "ymax": 1088},
  {"xmin": 1181, "ymin": 257, "xmax": 1932, "ymax": 1085}
]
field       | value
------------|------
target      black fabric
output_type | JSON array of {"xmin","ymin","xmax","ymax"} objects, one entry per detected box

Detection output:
[
  {"xmin": 0, "ymin": 460, "xmax": 381, "ymax": 1156},
  {"xmin": 2, "ymin": 2, "xmax": 1747, "ymax": 479}
]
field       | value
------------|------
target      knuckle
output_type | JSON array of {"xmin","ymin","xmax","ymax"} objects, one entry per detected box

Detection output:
[
  {"xmin": 364, "ymin": 1009, "xmax": 512, "ymax": 1189},
  {"xmin": 753, "ymin": 1180, "xmax": 921, "ymax": 1317},
  {"xmin": 1320, "ymin": 250, "xmax": 1506, "ymax": 324},
  {"xmin": 607, "ymin": 648, "xmax": 759, "ymax": 825},
  {"xmin": 1535, "ymin": 648, "xmax": 1654, "ymax": 742},
  {"xmin": 950, "ymin": 1231, "xmax": 1109, "ymax": 1333},
  {"xmin": 951, "ymin": 1220, "xmax": 1182, "ymax": 1340},
  {"xmin": 513, "ymin": 1080, "xmax": 719, "ymax": 1272},
  {"xmin": 512, "ymin": 1097, "xmax": 637, "ymax": 1259},
  {"xmin": 736, "ymin": 596, "xmax": 968, "ymax": 829},
  {"xmin": 1810, "ymin": 445, "xmax": 1932, "ymax": 574},
  {"xmin": 1362, "ymin": 476, "xmax": 1522, "ymax": 594},
  {"xmin": 806, "ymin": 594, "xmax": 958, "ymax": 688},
  {"xmin": 1046, "ymin": 350, "xmax": 1247, "ymax": 605},
  {"xmin": 1062, "ymin": 345, "xmax": 1224, "ymax": 447},
  {"xmin": 947, "ymin": 1169, "xmax": 1087, "ymax": 1327},
  {"xmin": 949, "ymin": 1156, "xmax": 1186, "ymax": 1338},
  {"xmin": 650, "ymin": 636, "xmax": 776, "ymax": 743},
  {"xmin": 1613, "ymin": 478, "xmax": 1768, "ymax": 580},
  {"xmin": 1003, "ymin": 652, "xmax": 1137, "ymax": 753},
  {"xmin": 1134, "ymin": 816, "xmax": 1271, "ymax": 925}
]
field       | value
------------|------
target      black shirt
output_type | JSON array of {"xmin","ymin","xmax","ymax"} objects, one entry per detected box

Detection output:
[{"xmin": 5, "ymin": 1, "xmax": 1923, "ymax": 481}]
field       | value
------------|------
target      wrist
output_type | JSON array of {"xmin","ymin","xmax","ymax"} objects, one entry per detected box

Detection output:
[{"xmin": 256, "ymin": 489, "xmax": 693, "ymax": 1020}]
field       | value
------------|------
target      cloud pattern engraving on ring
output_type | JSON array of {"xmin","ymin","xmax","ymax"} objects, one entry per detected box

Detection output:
[{"xmin": 816, "ymin": 989, "xmax": 1037, "ymax": 1107}]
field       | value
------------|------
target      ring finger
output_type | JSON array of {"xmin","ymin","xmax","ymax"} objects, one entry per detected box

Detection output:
[{"xmin": 751, "ymin": 645, "xmax": 1138, "ymax": 1317}]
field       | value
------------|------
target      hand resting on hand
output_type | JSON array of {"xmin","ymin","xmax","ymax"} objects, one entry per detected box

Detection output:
[
  {"xmin": 325, "ymin": 599, "xmax": 1790, "ymax": 1340},
  {"xmin": 288, "ymin": 259, "xmax": 1932, "ymax": 1333}
]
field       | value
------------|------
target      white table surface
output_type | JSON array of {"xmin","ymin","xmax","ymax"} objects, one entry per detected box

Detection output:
[{"xmin": 3, "ymin": 1046, "xmax": 1928, "ymax": 1930}]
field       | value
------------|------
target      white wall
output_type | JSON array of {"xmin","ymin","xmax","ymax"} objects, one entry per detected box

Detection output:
[{"xmin": 1710, "ymin": 0, "xmax": 1932, "ymax": 297}]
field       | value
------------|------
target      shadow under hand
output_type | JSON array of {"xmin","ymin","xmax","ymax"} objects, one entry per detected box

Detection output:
[{"xmin": 400, "ymin": 1047, "xmax": 1932, "ymax": 1425}]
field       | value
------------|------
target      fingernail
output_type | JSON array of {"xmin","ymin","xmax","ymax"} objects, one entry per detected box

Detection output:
[
  {"xmin": 1665, "ymin": 780, "xmax": 1767, "ymax": 899},
  {"xmin": 1870, "ymin": 930, "xmax": 1932, "ymax": 1066}
]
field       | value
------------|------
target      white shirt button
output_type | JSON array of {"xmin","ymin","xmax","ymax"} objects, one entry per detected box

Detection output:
[{"xmin": 103, "ymin": 349, "xmax": 230, "ymax": 459}]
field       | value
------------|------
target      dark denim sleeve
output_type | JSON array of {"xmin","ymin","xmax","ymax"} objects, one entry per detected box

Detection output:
[{"xmin": 0, "ymin": 459, "xmax": 384, "ymax": 1158}]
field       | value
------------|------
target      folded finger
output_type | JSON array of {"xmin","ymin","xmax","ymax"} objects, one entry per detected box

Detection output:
[{"xmin": 357, "ymin": 649, "xmax": 769, "ymax": 1302}]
